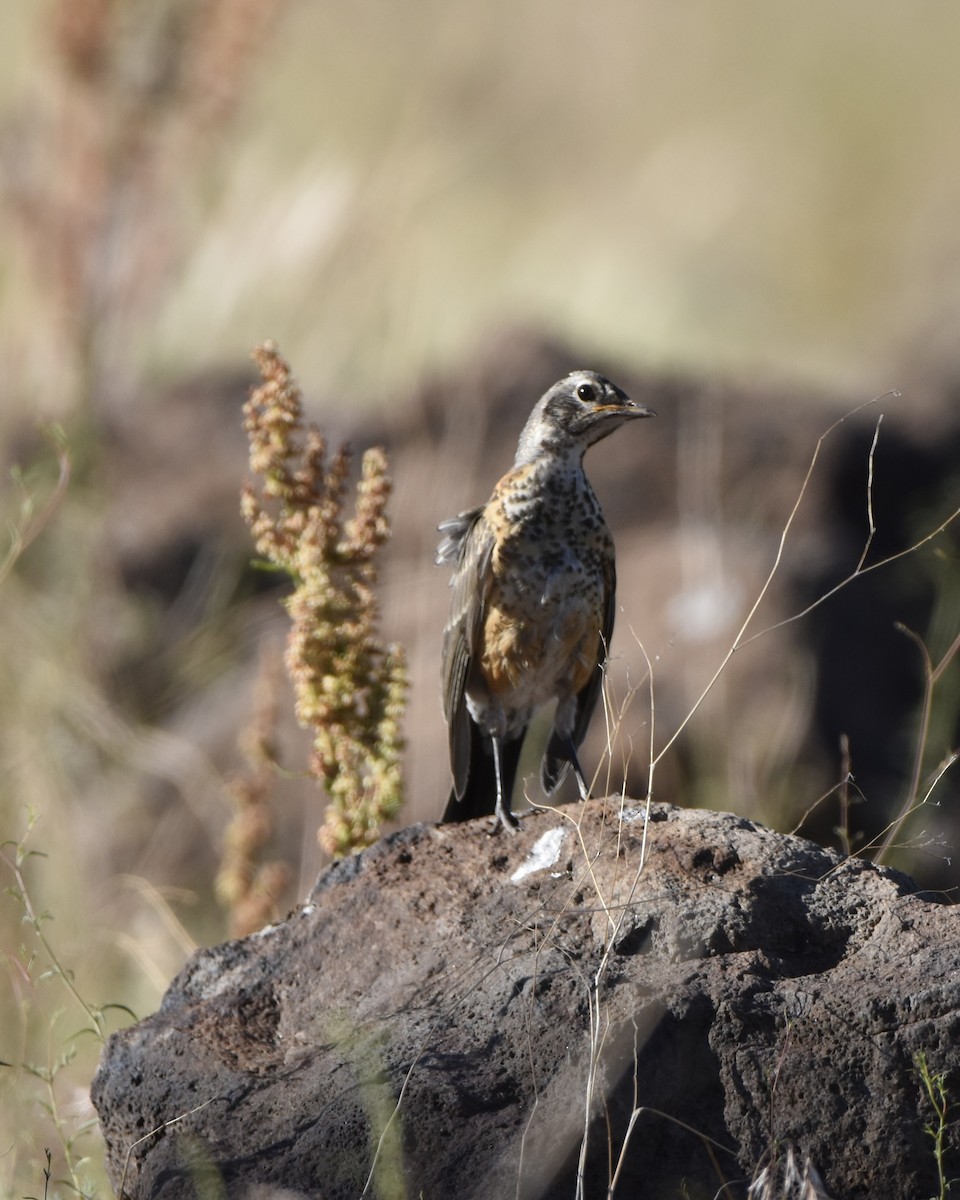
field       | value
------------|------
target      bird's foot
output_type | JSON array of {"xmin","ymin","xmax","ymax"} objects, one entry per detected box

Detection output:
[{"xmin": 488, "ymin": 797, "xmax": 520, "ymax": 835}]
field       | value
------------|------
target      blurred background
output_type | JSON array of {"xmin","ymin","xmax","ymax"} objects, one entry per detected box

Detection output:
[{"xmin": 2, "ymin": 1, "xmax": 959, "ymax": 1192}]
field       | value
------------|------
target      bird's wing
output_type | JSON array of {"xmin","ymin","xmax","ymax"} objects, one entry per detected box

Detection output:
[
  {"xmin": 438, "ymin": 506, "xmax": 493, "ymax": 799},
  {"xmin": 571, "ymin": 557, "xmax": 616, "ymax": 752},
  {"xmin": 435, "ymin": 509, "xmax": 479, "ymax": 567}
]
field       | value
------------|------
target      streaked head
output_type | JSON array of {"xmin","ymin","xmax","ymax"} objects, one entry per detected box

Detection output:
[{"xmin": 515, "ymin": 370, "xmax": 655, "ymax": 463}]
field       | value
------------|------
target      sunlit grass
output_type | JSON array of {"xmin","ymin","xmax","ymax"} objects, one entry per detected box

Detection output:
[{"xmin": 5, "ymin": 3, "xmax": 960, "ymax": 416}]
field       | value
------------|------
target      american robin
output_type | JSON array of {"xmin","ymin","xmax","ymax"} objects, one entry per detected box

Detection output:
[{"xmin": 438, "ymin": 370, "xmax": 654, "ymax": 830}]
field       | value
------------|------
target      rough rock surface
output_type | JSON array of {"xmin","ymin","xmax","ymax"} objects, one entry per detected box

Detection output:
[{"xmin": 93, "ymin": 802, "xmax": 960, "ymax": 1199}]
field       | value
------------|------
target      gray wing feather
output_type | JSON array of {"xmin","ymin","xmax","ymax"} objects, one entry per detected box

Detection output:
[
  {"xmin": 572, "ymin": 560, "xmax": 616, "ymax": 750},
  {"xmin": 438, "ymin": 507, "xmax": 493, "ymax": 800}
]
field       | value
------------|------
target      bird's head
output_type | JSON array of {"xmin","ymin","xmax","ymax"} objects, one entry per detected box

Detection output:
[{"xmin": 515, "ymin": 370, "xmax": 655, "ymax": 463}]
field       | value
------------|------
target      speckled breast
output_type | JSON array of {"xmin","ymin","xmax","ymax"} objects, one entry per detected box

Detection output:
[{"xmin": 475, "ymin": 460, "xmax": 612, "ymax": 716}]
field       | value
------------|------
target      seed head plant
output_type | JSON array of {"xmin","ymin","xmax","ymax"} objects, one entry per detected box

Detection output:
[
  {"xmin": 241, "ymin": 341, "xmax": 407, "ymax": 857},
  {"xmin": 215, "ymin": 644, "xmax": 293, "ymax": 936}
]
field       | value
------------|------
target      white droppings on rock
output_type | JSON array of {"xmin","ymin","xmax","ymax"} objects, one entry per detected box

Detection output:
[
  {"xmin": 510, "ymin": 827, "xmax": 566, "ymax": 883},
  {"xmin": 249, "ymin": 921, "xmax": 281, "ymax": 941}
]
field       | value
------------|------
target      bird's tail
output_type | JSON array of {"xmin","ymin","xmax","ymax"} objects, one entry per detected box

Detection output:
[
  {"xmin": 541, "ymin": 730, "xmax": 588, "ymax": 798},
  {"xmin": 441, "ymin": 725, "xmax": 523, "ymax": 824}
]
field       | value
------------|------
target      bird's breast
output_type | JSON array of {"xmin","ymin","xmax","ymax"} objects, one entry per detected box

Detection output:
[
  {"xmin": 479, "ymin": 593, "xmax": 601, "ymax": 705},
  {"xmin": 478, "ymin": 540, "xmax": 606, "ymax": 705},
  {"xmin": 469, "ymin": 460, "xmax": 612, "ymax": 708}
]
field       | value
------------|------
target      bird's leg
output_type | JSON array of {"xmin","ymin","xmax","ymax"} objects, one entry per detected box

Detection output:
[{"xmin": 492, "ymin": 735, "xmax": 520, "ymax": 833}]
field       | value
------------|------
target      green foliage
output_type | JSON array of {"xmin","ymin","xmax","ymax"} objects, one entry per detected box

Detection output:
[
  {"xmin": 1, "ymin": 815, "xmax": 126, "ymax": 1198},
  {"xmin": 915, "ymin": 1051, "xmax": 957, "ymax": 1200},
  {"xmin": 327, "ymin": 1013, "xmax": 407, "ymax": 1200}
]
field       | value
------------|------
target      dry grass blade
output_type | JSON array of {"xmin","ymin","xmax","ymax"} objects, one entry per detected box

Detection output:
[
  {"xmin": 0, "ymin": 429, "xmax": 71, "ymax": 586},
  {"xmin": 873, "ymin": 626, "xmax": 960, "ymax": 865}
]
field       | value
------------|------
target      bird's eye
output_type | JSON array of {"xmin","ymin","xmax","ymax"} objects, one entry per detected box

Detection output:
[{"xmin": 576, "ymin": 382, "xmax": 597, "ymax": 403}]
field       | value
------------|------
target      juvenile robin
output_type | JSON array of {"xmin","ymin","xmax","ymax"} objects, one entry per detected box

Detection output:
[{"xmin": 437, "ymin": 370, "xmax": 654, "ymax": 830}]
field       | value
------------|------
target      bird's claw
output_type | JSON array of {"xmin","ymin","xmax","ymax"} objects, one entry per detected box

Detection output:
[{"xmin": 488, "ymin": 800, "xmax": 520, "ymax": 835}]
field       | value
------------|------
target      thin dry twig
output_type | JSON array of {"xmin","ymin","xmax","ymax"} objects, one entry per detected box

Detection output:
[
  {"xmin": 651, "ymin": 392, "xmax": 960, "ymax": 790},
  {"xmin": 0, "ymin": 429, "xmax": 71, "ymax": 586},
  {"xmin": 118, "ymin": 1096, "xmax": 225, "ymax": 1200},
  {"xmin": 872, "ymin": 624, "xmax": 960, "ymax": 864},
  {"xmin": 854, "ymin": 414, "xmax": 882, "ymax": 573}
]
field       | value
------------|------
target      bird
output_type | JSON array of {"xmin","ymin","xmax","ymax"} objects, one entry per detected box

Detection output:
[{"xmin": 437, "ymin": 370, "xmax": 655, "ymax": 831}]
